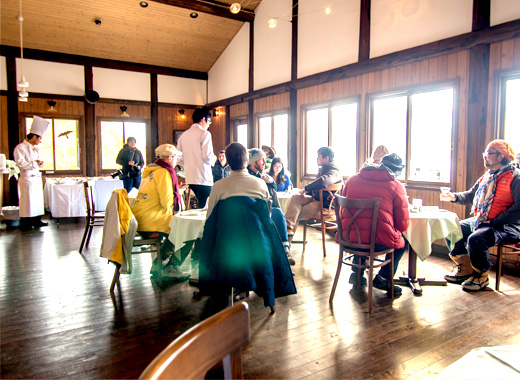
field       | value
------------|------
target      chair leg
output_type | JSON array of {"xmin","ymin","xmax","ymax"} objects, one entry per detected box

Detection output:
[
  {"xmin": 156, "ymin": 240, "xmax": 162, "ymax": 287},
  {"xmin": 367, "ymin": 257, "xmax": 375, "ymax": 315},
  {"xmin": 329, "ymin": 247, "xmax": 344, "ymax": 303},
  {"xmin": 85, "ymin": 224, "xmax": 94, "ymax": 248},
  {"xmin": 321, "ymin": 220, "xmax": 327, "ymax": 257},
  {"xmin": 110, "ymin": 265, "xmax": 121, "ymax": 293},
  {"xmin": 79, "ymin": 219, "xmax": 89, "ymax": 253},
  {"xmin": 302, "ymin": 223, "xmax": 307, "ymax": 254},
  {"xmin": 496, "ymin": 245, "xmax": 503, "ymax": 291},
  {"xmin": 390, "ymin": 252, "xmax": 394, "ymax": 299}
]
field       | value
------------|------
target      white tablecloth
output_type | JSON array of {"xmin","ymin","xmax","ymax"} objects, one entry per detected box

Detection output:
[
  {"xmin": 168, "ymin": 209, "xmax": 206, "ymax": 261},
  {"xmin": 44, "ymin": 178, "xmax": 123, "ymax": 218},
  {"xmin": 404, "ymin": 209, "xmax": 463, "ymax": 261},
  {"xmin": 276, "ymin": 192, "xmax": 293, "ymax": 214}
]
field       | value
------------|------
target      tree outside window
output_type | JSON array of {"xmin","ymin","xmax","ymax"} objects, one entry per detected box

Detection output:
[{"xmin": 24, "ymin": 117, "xmax": 80, "ymax": 172}]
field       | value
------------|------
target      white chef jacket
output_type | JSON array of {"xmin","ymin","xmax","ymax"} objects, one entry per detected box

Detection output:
[
  {"xmin": 177, "ymin": 123, "xmax": 216, "ymax": 186},
  {"xmin": 13, "ymin": 140, "xmax": 45, "ymax": 217}
]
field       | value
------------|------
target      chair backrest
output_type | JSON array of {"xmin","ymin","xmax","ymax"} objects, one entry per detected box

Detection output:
[
  {"xmin": 139, "ymin": 302, "xmax": 251, "ymax": 380},
  {"xmin": 334, "ymin": 195, "xmax": 381, "ymax": 252},
  {"xmin": 319, "ymin": 183, "xmax": 343, "ymax": 217},
  {"xmin": 83, "ymin": 181, "xmax": 95, "ymax": 217}
]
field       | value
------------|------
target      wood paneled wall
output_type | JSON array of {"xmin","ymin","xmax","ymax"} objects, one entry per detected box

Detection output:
[
  {"xmin": 230, "ymin": 102, "xmax": 248, "ymax": 118},
  {"xmin": 253, "ymin": 93, "xmax": 290, "ymax": 114}
]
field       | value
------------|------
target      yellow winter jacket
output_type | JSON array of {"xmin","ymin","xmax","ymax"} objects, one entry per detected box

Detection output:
[{"xmin": 131, "ymin": 164, "xmax": 174, "ymax": 234}]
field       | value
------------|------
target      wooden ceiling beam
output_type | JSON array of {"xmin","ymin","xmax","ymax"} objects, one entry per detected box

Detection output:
[{"xmin": 148, "ymin": 0, "xmax": 255, "ymax": 22}]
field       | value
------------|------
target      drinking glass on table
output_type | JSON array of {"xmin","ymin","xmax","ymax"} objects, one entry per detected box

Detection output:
[{"xmin": 439, "ymin": 187, "xmax": 455, "ymax": 201}]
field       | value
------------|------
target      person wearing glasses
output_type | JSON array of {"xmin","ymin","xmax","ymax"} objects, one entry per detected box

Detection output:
[
  {"xmin": 177, "ymin": 107, "xmax": 216, "ymax": 209},
  {"xmin": 440, "ymin": 139, "xmax": 520, "ymax": 291}
]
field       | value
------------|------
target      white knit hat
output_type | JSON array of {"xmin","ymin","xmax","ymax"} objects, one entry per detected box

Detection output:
[{"xmin": 248, "ymin": 148, "xmax": 266, "ymax": 165}]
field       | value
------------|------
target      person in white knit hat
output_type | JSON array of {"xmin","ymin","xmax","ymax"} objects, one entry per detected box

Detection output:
[{"xmin": 13, "ymin": 116, "xmax": 49, "ymax": 231}]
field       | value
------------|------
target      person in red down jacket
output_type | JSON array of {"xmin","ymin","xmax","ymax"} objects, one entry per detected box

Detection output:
[{"xmin": 339, "ymin": 153, "xmax": 410, "ymax": 295}]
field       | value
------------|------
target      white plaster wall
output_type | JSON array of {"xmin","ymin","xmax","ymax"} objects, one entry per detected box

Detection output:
[
  {"xmin": 93, "ymin": 68, "xmax": 150, "ymax": 101},
  {"xmin": 491, "ymin": 0, "xmax": 520, "ymax": 26},
  {"xmin": 371, "ymin": 0, "xmax": 473, "ymax": 58},
  {"xmin": 159, "ymin": 75, "xmax": 207, "ymax": 105},
  {"xmin": 298, "ymin": 0, "xmax": 360, "ymax": 78},
  {"xmin": 16, "ymin": 59, "xmax": 84, "ymax": 95},
  {"xmin": 254, "ymin": 0, "xmax": 292, "ymax": 90},
  {"xmin": 0, "ymin": 57, "xmax": 7, "ymax": 91},
  {"xmin": 208, "ymin": 23, "xmax": 249, "ymax": 103}
]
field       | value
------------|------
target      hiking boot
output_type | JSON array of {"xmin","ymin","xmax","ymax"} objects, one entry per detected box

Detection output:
[
  {"xmin": 349, "ymin": 272, "xmax": 367, "ymax": 288},
  {"xmin": 162, "ymin": 263, "xmax": 191, "ymax": 282},
  {"xmin": 462, "ymin": 268, "xmax": 489, "ymax": 292},
  {"xmin": 149, "ymin": 257, "xmax": 170, "ymax": 274},
  {"xmin": 286, "ymin": 251, "xmax": 296, "ymax": 266},
  {"xmin": 373, "ymin": 274, "xmax": 402, "ymax": 295},
  {"xmin": 287, "ymin": 228, "xmax": 295, "ymax": 237},
  {"xmin": 445, "ymin": 255, "xmax": 473, "ymax": 284}
]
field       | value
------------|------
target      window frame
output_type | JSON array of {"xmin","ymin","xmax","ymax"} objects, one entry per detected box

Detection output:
[
  {"xmin": 231, "ymin": 117, "xmax": 248, "ymax": 148},
  {"xmin": 97, "ymin": 117, "xmax": 150, "ymax": 175},
  {"xmin": 21, "ymin": 114, "xmax": 84, "ymax": 175},
  {"xmin": 367, "ymin": 80, "xmax": 459, "ymax": 190},
  {"xmin": 495, "ymin": 69, "xmax": 520, "ymax": 142},
  {"xmin": 301, "ymin": 97, "xmax": 360, "ymax": 180},
  {"xmin": 256, "ymin": 110, "xmax": 290, "ymax": 164}
]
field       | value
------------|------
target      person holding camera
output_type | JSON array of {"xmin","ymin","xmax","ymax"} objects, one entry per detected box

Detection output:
[{"xmin": 116, "ymin": 137, "xmax": 145, "ymax": 193}]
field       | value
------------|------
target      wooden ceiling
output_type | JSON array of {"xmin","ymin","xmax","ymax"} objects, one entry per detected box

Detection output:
[{"xmin": 0, "ymin": 0, "xmax": 261, "ymax": 73}]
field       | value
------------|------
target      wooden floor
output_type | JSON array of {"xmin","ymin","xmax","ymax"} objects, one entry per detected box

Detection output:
[{"xmin": 1, "ymin": 218, "xmax": 520, "ymax": 379}]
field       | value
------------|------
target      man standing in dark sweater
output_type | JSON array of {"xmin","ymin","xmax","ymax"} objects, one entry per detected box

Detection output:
[{"xmin": 285, "ymin": 147, "xmax": 342, "ymax": 237}]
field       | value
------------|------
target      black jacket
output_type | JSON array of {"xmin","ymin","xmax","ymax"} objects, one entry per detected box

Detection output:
[
  {"xmin": 116, "ymin": 144, "xmax": 145, "ymax": 175},
  {"xmin": 304, "ymin": 162, "xmax": 343, "ymax": 207}
]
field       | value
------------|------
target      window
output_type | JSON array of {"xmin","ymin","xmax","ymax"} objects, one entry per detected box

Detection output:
[
  {"xmin": 24, "ymin": 116, "xmax": 81, "ymax": 172},
  {"xmin": 258, "ymin": 113, "xmax": 289, "ymax": 166},
  {"xmin": 303, "ymin": 101, "xmax": 358, "ymax": 177},
  {"xmin": 500, "ymin": 75, "xmax": 520, "ymax": 155},
  {"xmin": 232, "ymin": 119, "xmax": 248, "ymax": 148},
  {"xmin": 100, "ymin": 120, "xmax": 147, "ymax": 171},
  {"xmin": 371, "ymin": 86, "xmax": 455, "ymax": 184}
]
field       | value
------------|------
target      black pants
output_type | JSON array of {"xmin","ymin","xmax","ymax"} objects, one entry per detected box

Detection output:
[
  {"xmin": 190, "ymin": 185, "xmax": 212, "ymax": 209},
  {"xmin": 449, "ymin": 218, "xmax": 520, "ymax": 272}
]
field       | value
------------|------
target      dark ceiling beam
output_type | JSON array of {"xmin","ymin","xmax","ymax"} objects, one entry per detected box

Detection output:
[
  {"xmin": 148, "ymin": 0, "xmax": 255, "ymax": 22},
  {"xmin": 207, "ymin": 18, "xmax": 520, "ymax": 108},
  {"xmin": 472, "ymin": 0, "xmax": 490, "ymax": 31},
  {"xmin": 0, "ymin": 45, "xmax": 208, "ymax": 80}
]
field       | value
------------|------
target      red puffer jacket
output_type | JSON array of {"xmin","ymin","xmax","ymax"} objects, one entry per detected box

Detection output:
[{"xmin": 337, "ymin": 166, "xmax": 410, "ymax": 249}]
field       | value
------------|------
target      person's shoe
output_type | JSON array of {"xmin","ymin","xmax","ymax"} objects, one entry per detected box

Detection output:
[
  {"xmin": 149, "ymin": 257, "xmax": 170, "ymax": 274},
  {"xmin": 462, "ymin": 269, "xmax": 489, "ymax": 292},
  {"xmin": 444, "ymin": 255, "xmax": 473, "ymax": 284},
  {"xmin": 286, "ymin": 251, "xmax": 296, "ymax": 266},
  {"xmin": 33, "ymin": 219, "xmax": 49, "ymax": 227},
  {"xmin": 373, "ymin": 274, "xmax": 402, "ymax": 295},
  {"xmin": 287, "ymin": 228, "xmax": 295, "ymax": 237},
  {"xmin": 162, "ymin": 263, "xmax": 191, "ymax": 282},
  {"xmin": 349, "ymin": 272, "xmax": 367, "ymax": 288}
]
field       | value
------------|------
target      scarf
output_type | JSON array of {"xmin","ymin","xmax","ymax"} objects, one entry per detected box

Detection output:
[
  {"xmin": 154, "ymin": 159, "xmax": 182, "ymax": 211},
  {"xmin": 470, "ymin": 163, "xmax": 515, "ymax": 231}
]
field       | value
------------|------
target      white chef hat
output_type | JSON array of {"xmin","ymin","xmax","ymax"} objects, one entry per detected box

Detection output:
[{"xmin": 29, "ymin": 116, "xmax": 50, "ymax": 137}]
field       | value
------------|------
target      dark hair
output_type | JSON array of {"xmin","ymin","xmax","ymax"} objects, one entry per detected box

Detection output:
[
  {"xmin": 268, "ymin": 157, "xmax": 287, "ymax": 185},
  {"xmin": 261, "ymin": 145, "xmax": 276, "ymax": 159},
  {"xmin": 192, "ymin": 107, "xmax": 211, "ymax": 124},
  {"xmin": 127, "ymin": 136, "xmax": 136, "ymax": 143},
  {"xmin": 225, "ymin": 142, "xmax": 248, "ymax": 171},
  {"xmin": 27, "ymin": 133, "xmax": 40, "ymax": 140},
  {"xmin": 219, "ymin": 150, "xmax": 225, "ymax": 154},
  {"xmin": 318, "ymin": 147, "xmax": 334, "ymax": 162}
]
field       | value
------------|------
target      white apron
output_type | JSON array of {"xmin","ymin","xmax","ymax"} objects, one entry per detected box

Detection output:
[{"xmin": 14, "ymin": 140, "xmax": 45, "ymax": 218}]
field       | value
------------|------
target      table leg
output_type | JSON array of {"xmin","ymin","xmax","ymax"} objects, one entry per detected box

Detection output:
[{"xmin": 394, "ymin": 246, "xmax": 447, "ymax": 296}]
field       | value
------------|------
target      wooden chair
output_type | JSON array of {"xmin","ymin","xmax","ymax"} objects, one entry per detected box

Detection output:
[
  {"xmin": 139, "ymin": 302, "xmax": 251, "ymax": 380},
  {"xmin": 490, "ymin": 242, "xmax": 520, "ymax": 291},
  {"xmin": 329, "ymin": 195, "xmax": 395, "ymax": 315},
  {"xmin": 302, "ymin": 183, "xmax": 343, "ymax": 257},
  {"xmin": 79, "ymin": 181, "xmax": 105, "ymax": 253}
]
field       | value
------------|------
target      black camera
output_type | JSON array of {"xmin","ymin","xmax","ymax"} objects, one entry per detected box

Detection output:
[
  {"xmin": 111, "ymin": 169, "xmax": 123, "ymax": 179},
  {"xmin": 130, "ymin": 165, "xmax": 140, "ymax": 173}
]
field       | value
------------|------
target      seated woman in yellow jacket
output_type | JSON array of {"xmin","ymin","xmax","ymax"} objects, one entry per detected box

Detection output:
[{"xmin": 132, "ymin": 143, "xmax": 189, "ymax": 281}]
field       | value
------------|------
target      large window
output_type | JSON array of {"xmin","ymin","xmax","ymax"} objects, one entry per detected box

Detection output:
[
  {"xmin": 232, "ymin": 119, "xmax": 248, "ymax": 148},
  {"xmin": 24, "ymin": 116, "xmax": 81, "ymax": 173},
  {"xmin": 371, "ymin": 86, "xmax": 455, "ymax": 184},
  {"xmin": 100, "ymin": 120, "xmax": 148, "ymax": 171},
  {"xmin": 500, "ymin": 75, "xmax": 520, "ymax": 155},
  {"xmin": 303, "ymin": 101, "xmax": 358, "ymax": 177},
  {"xmin": 258, "ymin": 113, "xmax": 289, "ymax": 166}
]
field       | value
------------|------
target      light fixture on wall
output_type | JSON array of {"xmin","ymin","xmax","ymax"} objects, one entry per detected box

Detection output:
[
  {"xmin": 47, "ymin": 100, "xmax": 57, "ymax": 113},
  {"xmin": 120, "ymin": 106, "xmax": 130, "ymax": 118},
  {"xmin": 213, "ymin": 109, "xmax": 220, "ymax": 117},
  {"xmin": 179, "ymin": 109, "xmax": 186, "ymax": 120},
  {"xmin": 17, "ymin": 0, "xmax": 29, "ymax": 102},
  {"xmin": 230, "ymin": 2, "xmax": 241, "ymax": 14}
]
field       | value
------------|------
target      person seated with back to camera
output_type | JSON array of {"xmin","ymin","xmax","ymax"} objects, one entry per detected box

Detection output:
[
  {"xmin": 339, "ymin": 153, "xmax": 410, "ymax": 295},
  {"xmin": 131, "ymin": 144, "xmax": 190, "ymax": 281},
  {"xmin": 269, "ymin": 157, "xmax": 292, "ymax": 192},
  {"xmin": 247, "ymin": 148, "xmax": 295, "ymax": 265}
]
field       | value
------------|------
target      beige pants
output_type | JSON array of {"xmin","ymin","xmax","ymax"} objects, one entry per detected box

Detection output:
[{"xmin": 285, "ymin": 194, "xmax": 322, "ymax": 232}]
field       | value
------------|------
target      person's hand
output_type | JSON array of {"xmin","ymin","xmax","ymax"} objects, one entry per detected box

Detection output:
[
  {"xmin": 262, "ymin": 173, "xmax": 274, "ymax": 183},
  {"xmin": 129, "ymin": 160, "xmax": 135, "ymax": 165},
  {"xmin": 300, "ymin": 188, "xmax": 307, "ymax": 195},
  {"xmin": 440, "ymin": 192, "xmax": 456, "ymax": 202},
  {"xmin": 36, "ymin": 160, "xmax": 44, "ymax": 166}
]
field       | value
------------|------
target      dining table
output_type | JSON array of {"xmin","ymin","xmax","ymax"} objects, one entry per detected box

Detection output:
[
  {"xmin": 168, "ymin": 209, "xmax": 207, "ymax": 263},
  {"xmin": 395, "ymin": 206, "xmax": 463, "ymax": 295}
]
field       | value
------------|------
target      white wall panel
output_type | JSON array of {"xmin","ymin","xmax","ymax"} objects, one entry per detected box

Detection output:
[
  {"xmin": 0, "ymin": 57, "xmax": 6, "ymax": 91},
  {"xmin": 298, "ymin": 0, "xmax": 360, "ymax": 78},
  {"xmin": 254, "ymin": 0, "xmax": 292, "ymax": 90},
  {"xmin": 208, "ymin": 23, "xmax": 249, "ymax": 103},
  {"xmin": 491, "ymin": 0, "xmax": 520, "ymax": 26},
  {"xmin": 16, "ymin": 59, "xmax": 84, "ymax": 95},
  {"xmin": 159, "ymin": 75, "xmax": 206, "ymax": 105},
  {"xmin": 93, "ymin": 68, "xmax": 150, "ymax": 101},
  {"xmin": 371, "ymin": 0, "xmax": 472, "ymax": 58}
]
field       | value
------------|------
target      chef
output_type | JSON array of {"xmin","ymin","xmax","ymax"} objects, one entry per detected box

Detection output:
[{"xmin": 14, "ymin": 116, "xmax": 50, "ymax": 231}]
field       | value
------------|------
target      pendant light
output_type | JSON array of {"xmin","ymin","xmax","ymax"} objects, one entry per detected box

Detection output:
[{"xmin": 17, "ymin": 0, "xmax": 29, "ymax": 102}]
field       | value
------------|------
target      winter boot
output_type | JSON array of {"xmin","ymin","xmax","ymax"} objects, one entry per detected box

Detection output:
[
  {"xmin": 462, "ymin": 267, "xmax": 489, "ymax": 292},
  {"xmin": 444, "ymin": 254, "xmax": 473, "ymax": 284}
]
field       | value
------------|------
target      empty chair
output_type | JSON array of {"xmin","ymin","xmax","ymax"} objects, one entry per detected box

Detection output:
[
  {"xmin": 329, "ymin": 195, "xmax": 395, "ymax": 315},
  {"xmin": 79, "ymin": 181, "xmax": 105, "ymax": 253},
  {"xmin": 490, "ymin": 242, "xmax": 520, "ymax": 291},
  {"xmin": 139, "ymin": 302, "xmax": 251, "ymax": 380}
]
